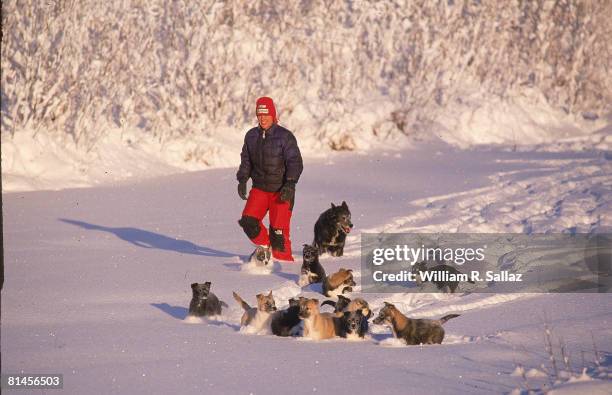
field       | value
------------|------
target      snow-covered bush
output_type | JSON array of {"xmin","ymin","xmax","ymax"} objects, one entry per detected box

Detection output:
[
  {"xmin": 1, "ymin": 0, "xmax": 611, "ymax": 189},
  {"xmin": 510, "ymin": 323, "xmax": 611, "ymax": 394}
]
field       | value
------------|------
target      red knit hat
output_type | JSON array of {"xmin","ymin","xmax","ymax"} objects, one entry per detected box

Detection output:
[{"xmin": 255, "ymin": 97, "xmax": 277, "ymax": 123}]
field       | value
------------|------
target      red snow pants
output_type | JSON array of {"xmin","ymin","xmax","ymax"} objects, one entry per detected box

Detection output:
[{"xmin": 240, "ymin": 187, "xmax": 294, "ymax": 261}]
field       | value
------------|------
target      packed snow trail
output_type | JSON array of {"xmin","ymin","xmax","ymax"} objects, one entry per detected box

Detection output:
[{"xmin": 2, "ymin": 142, "xmax": 611, "ymax": 394}]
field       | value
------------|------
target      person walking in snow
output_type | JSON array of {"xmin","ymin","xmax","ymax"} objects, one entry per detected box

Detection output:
[{"xmin": 236, "ymin": 97, "xmax": 303, "ymax": 263}]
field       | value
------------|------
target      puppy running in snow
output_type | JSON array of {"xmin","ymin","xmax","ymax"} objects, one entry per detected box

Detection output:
[
  {"xmin": 233, "ymin": 290, "xmax": 277, "ymax": 333},
  {"xmin": 322, "ymin": 268, "xmax": 356, "ymax": 298},
  {"xmin": 249, "ymin": 245, "xmax": 273, "ymax": 267},
  {"xmin": 313, "ymin": 201, "xmax": 353, "ymax": 256},
  {"xmin": 298, "ymin": 244, "xmax": 326, "ymax": 287},
  {"xmin": 188, "ymin": 282, "xmax": 227, "ymax": 317},
  {"xmin": 298, "ymin": 298, "xmax": 341, "ymax": 340},
  {"xmin": 373, "ymin": 302, "xmax": 460, "ymax": 345}
]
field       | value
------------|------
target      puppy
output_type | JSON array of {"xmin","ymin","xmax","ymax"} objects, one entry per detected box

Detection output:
[
  {"xmin": 233, "ymin": 290, "xmax": 277, "ymax": 333},
  {"xmin": 322, "ymin": 296, "xmax": 370, "ymax": 339},
  {"xmin": 188, "ymin": 282, "xmax": 227, "ymax": 317},
  {"xmin": 322, "ymin": 268, "xmax": 356, "ymax": 297},
  {"xmin": 298, "ymin": 244, "xmax": 326, "ymax": 287},
  {"xmin": 373, "ymin": 302, "xmax": 460, "ymax": 345},
  {"xmin": 313, "ymin": 201, "xmax": 353, "ymax": 256},
  {"xmin": 412, "ymin": 261, "xmax": 475, "ymax": 293},
  {"xmin": 298, "ymin": 298, "xmax": 339, "ymax": 340},
  {"xmin": 271, "ymin": 297, "xmax": 304, "ymax": 337},
  {"xmin": 338, "ymin": 310, "xmax": 369, "ymax": 340},
  {"xmin": 321, "ymin": 295, "xmax": 371, "ymax": 319},
  {"xmin": 249, "ymin": 245, "xmax": 272, "ymax": 266}
]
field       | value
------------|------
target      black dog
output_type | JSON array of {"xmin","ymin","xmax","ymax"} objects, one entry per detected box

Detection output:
[
  {"xmin": 271, "ymin": 297, "xmax": 304, "ymax": 337},
  {"xmin": 298, "ymin": 244, "xmax": 326, "ymax": 287},
  {"xmin": 188, "ymin": 282, "xmax": 227, "ymax": 317},
  {"xmin": 323, "ymin": 296, "xmax": 370, "ymax": 339},
  {"xmin": 337, "ymin": 310, "xmax": 369, "ymax": 339},
  {"xmin": 313, "ymin": 201, "xmax": 353, "ymax": 256}
]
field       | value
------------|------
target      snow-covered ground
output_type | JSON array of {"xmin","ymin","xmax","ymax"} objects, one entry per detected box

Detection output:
[
  {"xmin": 2, "ymin": 139, "xmax": 611, "ymax": 394},
  {"xmin": 3, "ymin": 2, "xmax": 611, "ymax": 393}
]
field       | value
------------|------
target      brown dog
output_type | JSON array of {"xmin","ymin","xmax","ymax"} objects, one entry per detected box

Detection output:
[
  {"xmin": 373, "ymin": 302, "xmax": 460, "ymax": 345},
  {"xmin": 322, "ymin": 268, "xmax": 356, "ymax": 297},
  {"xmin": 233, "ymin": 290, "xmax": 277, "ymax": 328},
  {"xmin": 298, "ymin": 298, "xmax": 339, "ymax": 340}
]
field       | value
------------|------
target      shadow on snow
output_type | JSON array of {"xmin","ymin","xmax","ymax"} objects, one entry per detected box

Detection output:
[{"xmin": 59, "ymin": 218, "xmax": 247, "ymax": 259}]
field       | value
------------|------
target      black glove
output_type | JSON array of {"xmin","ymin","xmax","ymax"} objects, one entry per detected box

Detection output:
[
  {"xmin": 279, "ymin": 181, "xmax": 296, "ymax": 207},
  {"xmin": 237, "ymin": 182, "xmax": 248, "ymax": 200}
]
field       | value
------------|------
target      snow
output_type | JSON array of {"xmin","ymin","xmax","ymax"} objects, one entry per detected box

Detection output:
[
  {"xmin": 2, "ymin": 1, "xmax": 611, "ymax": 192},
  {"xmin": 549, "ymin": 380, "xmax": 612, "ymax": 395},
  {"xmin": 433, "ymin": 91, "xmax": 607, "ymax": 148},
  {"xmin": 3, "ymin": 96, "xmax": 607, "ymax": 194},
  {"xmin": 2, "ymin": 141, "xmax": 611, "ymax": 394},
  {"xmin": 2, "ymin": 2, "xmax": 611, "ymax": 393}
]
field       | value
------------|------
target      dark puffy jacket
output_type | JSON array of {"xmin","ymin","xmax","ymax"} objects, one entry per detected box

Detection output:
[{"xmin": 236, "ymin": 124, "xmax": 303, "ymax": 192}]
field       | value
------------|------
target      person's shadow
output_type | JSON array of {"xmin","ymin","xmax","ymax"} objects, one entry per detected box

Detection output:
[{"xmin": 60, "ymin": 218, "xmax": 245, "ymax": 259}]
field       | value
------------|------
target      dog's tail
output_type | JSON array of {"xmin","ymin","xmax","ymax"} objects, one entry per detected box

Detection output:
[
  {"xmin": 232, "ymin": 292, "xmax": 250, "ymax": 311},
  {"xmin": 220, "ymin": 300, "xmax": 229, "ymax": 308},
  {"xmin": 438, "ymin": 314, "xmax": 461, "ymax": 325},
  {"xmin": 321, "ymin": 300, "xmax": 336, "ymax": 309}
]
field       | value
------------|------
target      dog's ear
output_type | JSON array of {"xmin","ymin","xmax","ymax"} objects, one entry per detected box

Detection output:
[
  {"xmin": 204, "ymin": 281, "xmax": 211, "ymax": 287},
  {"xmin": 384, "ymin": 301, "xmax": 393, "ymax": 307},
  {"xmin": 256, "ymin": 293, "xmax": 263, "ymax": 300},
  {"xmin": 331, "ymin": 202, "xmax": 336, "ymax": 209},
  {"xmin": 342, "ymin": 201, "xmax": 348, "ymax": 208},
  {"xmin": 268, "ymin": 290, "xmax": 273, "ymax": 297},
  {"xmin": 191, "ymin": 283, "xmax": 198, "ymax": 289}
]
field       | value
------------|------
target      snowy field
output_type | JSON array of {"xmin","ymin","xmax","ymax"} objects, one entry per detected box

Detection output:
[
  {"xmin": 2, "ymin": 1, "xmax": 612, "ymax": 393},
  {"xmin": 2, "ymin": 138, "xmax": 611, "ymax": 394}
]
